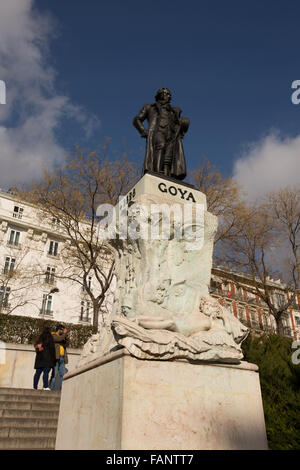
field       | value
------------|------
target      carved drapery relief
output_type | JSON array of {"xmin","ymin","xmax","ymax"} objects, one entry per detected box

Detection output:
[{"xmin": 79, "ymin": 188, "xmax": 249, "ymax": 365}]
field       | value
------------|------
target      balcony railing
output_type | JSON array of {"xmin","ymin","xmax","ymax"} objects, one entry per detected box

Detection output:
[
  {"xmin": 209, "ymin": 286, "xmax": 222, "ymax": 295},
  {"xmin": 281, "ymin": 326, "xmax": 294, "ymax": 339},
  {"xmin": 44, "ymin": 277, "xmax": 56, "ymax": 286},
  {"xmin": 79, "ymin": 316, "xmax": 91, "ymax": 324},
  {"xmin": 234, "ymin": 293, "xmax": 246, "ymax": 302},
  {"xmin": 250, "ymin": 320, "xmax": 266, "ymax": 331},
  {"xmin": 2, "ymin": 268, "xmax": 14, "ymax": 276},
  {"xmin": 7, "ymin": 241, "xmax": 21, "ymax": 250},
  {"xmin": 239, "ymin": 318, "xmax": 251, "ymax": 328},
  {"xmin": 39, "ymin": 309, "xmax": 53, "ymax": 317},
  {"xmin": 0, "ymin": 302, "xmax": 11, "ymax": 311},
  {"xmin": 291, "ymin": 302, "xmax": 300, "ymax": 311}
]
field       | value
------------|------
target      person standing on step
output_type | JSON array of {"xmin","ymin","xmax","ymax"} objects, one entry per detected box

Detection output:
[
  {"xmin": 33, "ymin": 327, "xmax": 56, "ymax": 390},
  {"xmin": 50, "ymin": 324, "xmax": 69, "ymax": 391}
]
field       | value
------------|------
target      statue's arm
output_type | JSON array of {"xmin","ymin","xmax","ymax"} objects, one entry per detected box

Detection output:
[{"xmin": 133, "ymin": 104, "xmax": 149, "ymax": 137}]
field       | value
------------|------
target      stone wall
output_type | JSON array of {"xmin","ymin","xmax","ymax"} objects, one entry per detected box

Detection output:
[{"xmin": 0, "ymin": 342, "xmax": 82, "ymax": 389}]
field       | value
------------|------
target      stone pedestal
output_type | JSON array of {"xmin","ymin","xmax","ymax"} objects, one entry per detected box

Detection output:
[
  {"xmin": 55, "ymin": 350, "xmax": 268, "ymax": 450},
  {"xmin": 58, "ymin": 173, "xmax": 268, "ymax": 450}
]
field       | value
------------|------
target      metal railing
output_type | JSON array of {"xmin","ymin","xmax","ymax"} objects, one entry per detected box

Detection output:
[
  {"xmin": 79, "ymin": 316, "xmax": 91, "ymax": 323},
  {"xmin": 44, "ymin": 276, "xmax": 56, "ymax": 286},
  {"xmin": 281, "ymin": 326, "xmax": 294, "ymax": 339},
  {"xmin": 39, "ymin": 309, "xmax": 53, "ymax": 317}
]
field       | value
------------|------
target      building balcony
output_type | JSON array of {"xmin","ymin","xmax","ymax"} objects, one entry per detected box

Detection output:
[
  {"xmin": 39, "ymin": 309, "xmax": 53, "ymax": 317},
  {"xmin": 0, "ymin": 303, "xmax": 11, "ymax": 311},
  {"xmin": 47, "ymin": 253, "xmax": 60, "ymax": 260},
  {"xmin": 79, "ymin": 316, "xmax": 91, "ymax": 324},
  {"xmin": 7, "ymin": 241, "xmax": 22, "ymax": 250},
  {"xmin": 239, "ymin": 318, "xmax": 251, "ymax": 328},
  {"xmin": 281, "ymin": 326, "xmax": 294, "ymax": 339},
  {"xmin": 44, "ymin": 277, "xmax": 57, "ymax": 286},
  {"xmin": 209, "ymin": 286, "xmax": 222, "ymax": 296},
  {"xmin": 249, "ymin": 320, "xmax": 261, "ymax": 330},
  {"xmin": 2, "ymin": 268, "xmax": 14, "ymax": 276},
  {"xmin": 291, "ymin": 302, "xmax": 300, "ymax": 311},
  {"xmin": 235, "ymin": 293, "xmax": 247, "ymax": 302}
]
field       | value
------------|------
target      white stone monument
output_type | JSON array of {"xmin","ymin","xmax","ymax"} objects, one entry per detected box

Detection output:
[{"xmin": 55, "ymin": 173, "xmax": 268, "ymax": 450}]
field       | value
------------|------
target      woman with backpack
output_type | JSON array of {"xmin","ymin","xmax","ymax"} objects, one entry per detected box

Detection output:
[{"xmin": 33, "ymin": 327, "xmax": 56, "ymax": 390}]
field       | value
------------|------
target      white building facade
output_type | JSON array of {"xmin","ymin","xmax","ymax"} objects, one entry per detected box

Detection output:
[{"xmin": 0, "ymin": 189, "xmax": 97, "ymax": 326}]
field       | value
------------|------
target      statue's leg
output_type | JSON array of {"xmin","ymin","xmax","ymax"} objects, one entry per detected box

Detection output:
[
  {"xmin": 153, "ymin": 132, "xmax": 166, "ymax": 174},
  {"xmin": 163, "ymin": 141, "xmax": 173, "ymax": 176}
]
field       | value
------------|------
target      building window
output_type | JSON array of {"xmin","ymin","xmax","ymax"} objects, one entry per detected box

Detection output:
[
  {"xmin": 48, "ymin": 241, "xmax": 58, "ymax": 257},
  {"xmin": 238, "ymin": 306, "xmax": 245, "ymax": 321},
  {"xmin": 80, "ymin": 301, "xmax": 91, "ymax": 323},
  {"xmin": 40, "ymin": 294, "xmax": 53, "ymax": 316},
  {"xmin": 250, "ymin": 309, "xmax": 259, "ymax": 329},
  {"xmin": 210, "ymin": 280, "xmax": 222, "ymax": 295},
  {"xmin": 13, "ymin": 206, "xmax": 24, "ymax": 219},
  {"xmin": 8, "ymin": 230, "xmax": 20, "ymax": 247},
  {"xmin": 236, "ymin": 287, "xmax": 245, "ymax": 302},
  {"xmin": 295, "ymin": 316, "xmax": 300, "ymax": 327},
  {"xmin": 262, "ymin": 312, "xmax": 270, "ymax": 330},
  {"xmin": 45, "ymin": 267, "xmax": 56, "ymax": 285},
  {"xmin": 82, "ymin": 275, "xmax": 92, "ymax": 292},
  {"xmin": 0, "ymin": 286, "xmax": 11, "ymax": 308},
  {"xmin": 3, "ymin": 256, "xmax": 16, "ymax": 274},
  {"xmin": 276, "ymin": 293, "xmax": 286, "ymax": 308},
  {"xmin": 51, "ymin": 218, "xmax": 60, "ymax": 230}
]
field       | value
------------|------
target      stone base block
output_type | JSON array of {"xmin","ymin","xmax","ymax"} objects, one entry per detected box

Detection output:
[{"xmin": 55, "ymin": 350, "xmax": 268, "ymax": 450}]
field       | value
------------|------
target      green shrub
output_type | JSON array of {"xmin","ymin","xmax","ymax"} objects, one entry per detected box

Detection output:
[
  {"xmin": 0, "ymin": 314, "xmax": 96, "ymax": 349},
  {"xmin": 242, "ymin": 334, "xmax": 300, "ymax": 450}
]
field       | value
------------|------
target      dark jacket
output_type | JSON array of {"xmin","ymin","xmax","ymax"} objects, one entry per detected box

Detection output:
[
  {"xmin": 34, "ymin": 340, "xmax": 56, "ymax": 369},
  {"xmin": 133, "ymin": 102, "xmax": 189, "ymax": 180},
  {"xmin": 52, "ymin": 332, "xmax": 69, "ymax": 364}
]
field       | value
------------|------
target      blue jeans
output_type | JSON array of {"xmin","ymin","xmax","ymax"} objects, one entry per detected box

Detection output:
[
  {"xmin": 33, "ymin": 367, "xmax": 52, "ymax": 389},
  {"xmin": 50, "ymin": 357, "xmax": 66, "ymax": 390}
]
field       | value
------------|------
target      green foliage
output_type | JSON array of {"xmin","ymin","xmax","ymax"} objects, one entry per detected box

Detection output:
[
  {"xmin": 242, "ymin": 334, "xmax": 300, "ymax": 450},
  {"xmin": 0, "ymin": 314, "xmax": 96, "ymax": 349}
]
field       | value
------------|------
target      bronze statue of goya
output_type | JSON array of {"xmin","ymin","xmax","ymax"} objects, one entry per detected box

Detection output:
[{"xmin": 133, "ymin": 88, "xmax": 189, "ymax": 181}]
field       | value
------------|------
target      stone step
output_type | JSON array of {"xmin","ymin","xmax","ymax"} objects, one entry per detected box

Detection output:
[
  {"xmin": 0, "ymin": 400, "xmax": 60, "ymax": 412},
  {"xmin": 0, "ymin": 388, "xmax": 61, "ymax": 397},
  {"xmin": 0, "ymin": 417, "xmax": 58, "ymax": 429},
  {"xmin": 0, "ymin": 388, "xmax": 61, "ymax": 450},
  {"xmin": 1, "ymin": 408, "xmax": 58, "ymax": 419},
  {"xmin": 0, "ymin": 436, "xmax": 56, "ymax": 450},
  {"xmin": 0, "ymin": 426, "xmax": 57, "ymax": 438},
  {"xmin": 0, "ymin": 394, "xmax": 60, "ymax": 405}
]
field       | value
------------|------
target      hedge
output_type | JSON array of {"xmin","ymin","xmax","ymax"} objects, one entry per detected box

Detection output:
[
  {"xmin": 0, "ymin": 314, "xmax": 97, "ymax": 349},
  {"xmin": 242, "ymin": 333, "xmax": 300, "ymax": 450}
]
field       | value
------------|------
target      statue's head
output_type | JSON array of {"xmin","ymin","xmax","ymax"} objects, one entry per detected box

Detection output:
[{"xmin": 155, "ymin": 87, "xmax": 171, "ymax": 104}]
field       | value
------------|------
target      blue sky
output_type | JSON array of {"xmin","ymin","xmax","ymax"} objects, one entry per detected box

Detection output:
[{"xmin": 1, "ymin": 0, "xmax": 300, "ymax": 196}]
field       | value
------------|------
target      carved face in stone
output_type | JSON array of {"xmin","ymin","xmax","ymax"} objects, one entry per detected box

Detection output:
[
  {"xmin": 121, "ymin": 305, "xmax": 131, "ymax": 315},
  {"xmin": 121, "ymin": 296, "xmax": 134, "ymax": 316},
  {"xmin": 199, "ymin": 296, "xmax": 222, "ymax": 319},
  {"xmin": 155, "ymin": 284, "xmax": 169, "ymax": 305}
]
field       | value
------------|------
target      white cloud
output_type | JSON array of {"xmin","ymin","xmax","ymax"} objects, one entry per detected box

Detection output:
[
  {"xmin": 233, "ymin": 132, "xmax": 300, "ymax": 200},
  {"xmin": 0, "ymin": 0, "xmax": 99, "ymax": 189}
]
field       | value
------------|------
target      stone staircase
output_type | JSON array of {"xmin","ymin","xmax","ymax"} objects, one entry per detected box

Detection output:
[{"xmin": 0, "ymin": 388, "xmax": 61, "ymax": 450}]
